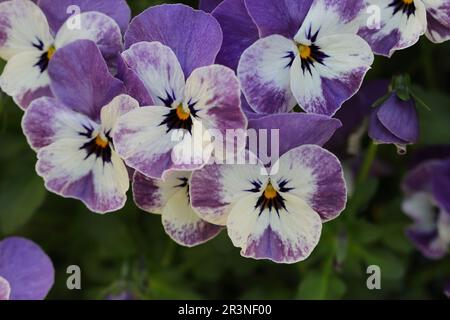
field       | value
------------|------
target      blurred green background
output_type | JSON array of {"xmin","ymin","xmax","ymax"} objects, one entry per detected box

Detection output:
[{"xmin": 0, "ymin": 0, "xmax": 450, "ymax": 299}]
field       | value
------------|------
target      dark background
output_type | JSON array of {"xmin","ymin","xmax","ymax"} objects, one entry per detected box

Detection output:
[{"xmin": 0, "ymin": 0, "xmax": 449, "ymax": 299}]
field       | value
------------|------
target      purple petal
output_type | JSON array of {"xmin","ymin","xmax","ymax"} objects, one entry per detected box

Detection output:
[
  {"xmin": 124, "ymin": 4, "xmax": 222, "ymax": 77},
  {"xmin": 0, "ymin": 237, "xmax": 54, "ymax": 300},
  {"xmin": 406, "ymin": 227, "xmax": 448, "ymax": 259},
  {"xmin": 402, "ymin": 160, "xmax": 440, "ymax": 193},
  {"xmin": 22, "ymin": 96, "xmax": 97, "ymax": 150},
  {"xmin": 245, "ymin": 0, "xmax": 313, "ymax": 38},
  {"xmin": 190, "ymin": 154, "xmax": 265, "ymax": 225},
  {"xmin": 238, "ymin": 35, "xmax": 298, "ymax": 114},
  {"xmin": 48, "ymin": 40, "xmax": 125, "ymax": 122},
  {"xmin": 54, "ymin": 11, "xmax": 123, "ymax": 66},
  {"xmin": 431, "ymin": 159, "xmax": 450, "ymax": 214},
  {"xmin": 377, "ymin": 94, "xmax": 419, "ymax": 143},
  {"xmin": 424, "ymin": 0, "xmax": 450, "ymax": 43},
  {"xmin": 212, "ymin": 0, "xmax": 259, "ymax": 70},
  {"xmin": 39, "ymin": 0, "xmax": 131, "ymax": 34},
  {"xmin": 162, "ymin": 185, "xmax": 222, "ymax": 247},
  {"xmin": 426, "ymin": 10, "xmax": 450, "ymax": 43},
  {"xmin": 200, "ymin": 0, "xmax": 224, "ymax": 12},
  {"xmin": 358, "ymin": 0, "xmax": 427, "ymax": 57},
  {"xmin": 272, "ymin": 144, "xmax": 347, "ymax": 221},
  {"xmin": 368, "ymin": 107, "xmax": 409, "ymax": 146},
  {"xmin": 37, "ymin": 140, "xmax": 130, "ymax": 213},
  {"xmin": 117, "ymin": 54, "xmax": 154, "ymax": 106},
  {"xmin": 133, "ymin": 171, "xmax": 222, "ymax": 247},
  {"xmin": 248, "ymin": 113, "xmax": 342, "ymax": 156},
  {"xmin": 14, "ymin": 86, "xmax": 53, "ymax": 111}
]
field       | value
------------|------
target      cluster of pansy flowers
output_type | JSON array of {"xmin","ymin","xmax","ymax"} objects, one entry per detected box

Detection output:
[{"xmin": 0, "ymin": 0, "xmax": 449, "ymax": 293}]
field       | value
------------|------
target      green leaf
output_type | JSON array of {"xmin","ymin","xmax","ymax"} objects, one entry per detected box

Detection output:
[
  {"xmin": 413, "ymin": 87, "xmax": 450, "ymax": 144},
  {"xmin": 360, "ymin": 249, "xmax": 406, "ymax": 280},
  {"xmin": 345, "ymin": 178, "xmax": 379, "ymax": 216},
  {"xmin": 0, "ymin": 173, "xmax": 46, "ymax": 234},
  {"xmin": 297, "ymin": 271, "xmax": 347, "ymax": 300}
]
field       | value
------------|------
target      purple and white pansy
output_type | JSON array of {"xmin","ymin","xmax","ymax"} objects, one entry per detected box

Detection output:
[
  {"xmin": 0, "ymin": 0, "xmax": 128, "ymax": 109},
  {"xmin": 402, "ymin": 152, "xmax": 450, "ymax": 259},
  {"xmin": 237, "ymin": 0, "xmax": 374, "ymax": 116},
  {"xmin": 0, "ymin": 237, "xmax": 54, "ymax": 300},
  {"xmin": 190, "ymin": 145, "xmax": 347, "ymax": 263},
  {"xmin": 359, "ymin": 0, "xmax": 450, "ymax": 57},
  {"xmin": 23, "ymin": 40, "xmax": 138, "ymax": 213},
  {"xmin": 133, "ymin": 170, "xmax": 222, "ymax": 247},
  {"xmin": 113, "ymin": 5, "xmax": 246, "ymax": 179}
]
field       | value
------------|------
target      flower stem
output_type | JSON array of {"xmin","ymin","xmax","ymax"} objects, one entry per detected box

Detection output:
[{"xmin": 357, "ymin": 142, "xmax": 378, "ymax": 185}]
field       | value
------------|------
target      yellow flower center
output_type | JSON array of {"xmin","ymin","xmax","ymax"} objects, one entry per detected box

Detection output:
[
  {"xmin": 263, "ymin": 182, "xmax": 278, "ymax": 200},
  {"xmin": 403, "ymin": 0, "xmax": 413, "ymax": 4},
  {"xmin": 298, "ymin": 44, "xmax": 312, "ymax": 60},
  {"xmin": 95, "ymin": 135, "xmax": 109, "ymax": 149},
  {"xmin": 176, "ymin": 104, "xmax": 191, "ymax": 121},
  {"xmin": 46, "ymin": 45, "xmax": 56, "ymax": 60}
]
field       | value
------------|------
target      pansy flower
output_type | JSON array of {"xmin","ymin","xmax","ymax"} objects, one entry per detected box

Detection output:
[
  {"xmin": 0, "ymin": 0, "xmax": 129, "ymax": 109},
  {"xmin": 369, "ymin": 91, "xmax": 420, "ymax": 154},
  {"xmin": 190, "ymin": 145, "xmax": 347, "ymax": 264},
  {"xmin": 0, "ymin": 237, "xmax": 54, "ymax": 300},
  {"xmin": 359, "ymin": 0, "xmax": 450, "ymax": 57},
  {"xmin": 237, "ymin": 0, "xmax": 374, "ymax": 116},
  {"xmin": 113, "ymin": 4, "xmax": 246, "ymax": 179},
  {"xmin": 23, "ymin": 40, "xmax": 138, "ymax": 213},
  {"xmin": 133, "ymin": 170, "xmax": 222, "ymax": 247},
  {"xmin": 402, "ymin": 150, "xmax": 450, "ymax": 259}
]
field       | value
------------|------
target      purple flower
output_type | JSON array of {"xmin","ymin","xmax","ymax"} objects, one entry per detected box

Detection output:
[
  {"xmin": 402, "ymin": 151, "xmax": 450, "ymax": 259},
  {"xmin": 113, "ymin": 4, "xmax": 247, "ymax": 179},
  {"xmin": 235, "ymin": 0, "xmax": 374, "ymax": 116},
  {"xmin": 0, "ymin": 237, "xmax": 54, "ymax": 300},
  {"xmin": 358, "ymin": 0, "xmax": 450, "ymax": 57},
  {"xmin": 369, "ymin": 91, "xmax": 420, "ymax": 153},
  {"xmin": 23, "ymin": 40, "xmax": 138, "ymax": 213},
  {"xmin": 133, "ymin": 170, "xmax": 222, "ymax": 247},
  {"xmin": 0, "ymin": 0, "xmax": 130, "ymax": 109},
  {"xmin": 190, "ymin": 145, "xmax": 347, "ymax": 264}
]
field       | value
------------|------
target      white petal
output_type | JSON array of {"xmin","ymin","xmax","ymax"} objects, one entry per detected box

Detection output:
[
  {"xmin": 100, "ymin": 94, "xmax": 139, "ymax": 135},
  {"xmin": 227, "ymin": 193, "xmax": 322, "ymax": 264},
  {"xmin": 0, "ymin": 50, "xmax": 50, "ymax": 108},
  {"xmin": 294, "ymin": 0, "xmax": 365, "ymax": 43},
  {"xmin": 54, "ymin": 12, "xmax": 123, "ymax": 60},
  {"xmin": 0, "ymin": 0, "xmax": 53, "ymax": 60},
  {"xmin": 0, "ymin": 276, "xmax": 11, "ymax": 300},
  {"xmin": 237, "ymin": 35, "xmax": 298, "ymax": 114},
  {"xmin": 121, "ymin": 41, "xmax": 185, "ymax": 107}
]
